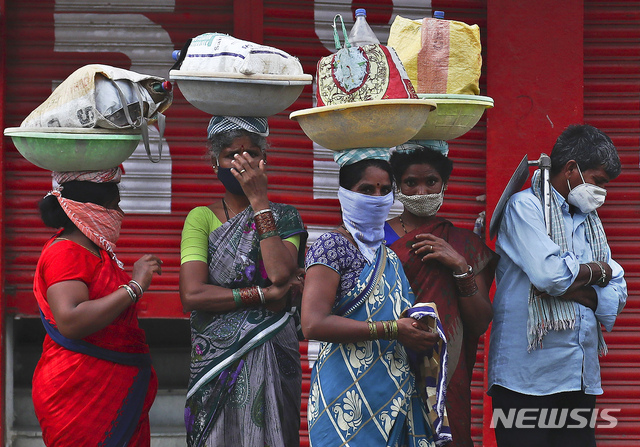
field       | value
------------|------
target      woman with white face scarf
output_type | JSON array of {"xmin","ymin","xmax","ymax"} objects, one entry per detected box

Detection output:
[
  {"xmin": 384, "ymin": 144, "xmax": 498, "ymax": 447},
  {"xmin": 301, "ymin": 148, "xmax": 448, "ymax": 447}
]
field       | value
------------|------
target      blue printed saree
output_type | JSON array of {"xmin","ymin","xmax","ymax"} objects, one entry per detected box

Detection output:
[{"xmin": 308, "ymin": 245, "xmax": 436, "ymax": 447}]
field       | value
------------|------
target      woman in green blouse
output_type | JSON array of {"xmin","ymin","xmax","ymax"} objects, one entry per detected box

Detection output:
[{"xmin": 179, "ymin": 116, "xmax": 307, "ymax": 447}]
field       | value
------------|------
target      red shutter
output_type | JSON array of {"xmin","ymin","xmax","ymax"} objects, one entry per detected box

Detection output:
[
  {"xmin": 2, "ymin": 0, "xmax": 495, "ymax": 445},
  {"xmin": 3, "ymin": 0, "xmax": 239, "ymax": 317},
  {"xmin": 585, "ymin": 1, "xmax": 640, "ymax": 444}
]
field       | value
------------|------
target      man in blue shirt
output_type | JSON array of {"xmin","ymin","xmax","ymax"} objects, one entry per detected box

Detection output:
[{"xmin": 488, "ymin": 124, "xmax": 627, "ymax": 447}]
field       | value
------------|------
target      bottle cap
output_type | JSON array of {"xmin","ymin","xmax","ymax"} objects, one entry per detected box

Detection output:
[
  {"xmin": 152, "ymin": 81, "xmax": 173, "ymax": 93},
  {"xmin": 172, "ymin": 50, "xmax": 181, "ymax": 61},
  {"xmin": 355, "ymin": 8, "xmax": 366, "ymax": 17},
  {"xmin": 433, "ymin": 10, "xmax": 445, "ymax": 19}
]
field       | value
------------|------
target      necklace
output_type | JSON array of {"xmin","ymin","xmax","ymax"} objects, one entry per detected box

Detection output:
[
  {"xmin": 54, "ymin": 236, "xmax": 100, "ymax": 257},
  {"xmin": 221, "ymin": 199, "xmax": 238, "ymax": 220},
  {"xmin": 398, "ymin": 214, "xmax": 409, "ymax": 234}
]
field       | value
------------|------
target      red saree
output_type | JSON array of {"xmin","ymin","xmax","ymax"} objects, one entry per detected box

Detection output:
[
  {"xmin": 389, "ymin": 217, "xmax": 497, "ymax": 447},
  {"xmin": 32, "ymin": 235, "xmax": 157, "ymax": 446}
]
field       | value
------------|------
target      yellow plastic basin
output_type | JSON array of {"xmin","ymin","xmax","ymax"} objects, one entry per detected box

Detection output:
[
  {"xmin": 289, "ymin": 99, "xmax": 436, "ymax": 150},
  {"xmin": 412, "ymin": 94, "xmax": 494, "ymax": 141}
]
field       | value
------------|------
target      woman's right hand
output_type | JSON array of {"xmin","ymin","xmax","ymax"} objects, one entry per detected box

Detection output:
[
  {"xmin": 131, "ymin": 254, "xmax": 163, "ymax": 293},
  {"xmin": 263, "ymin": 270, "xmax": 304, "ymax": 312},
  {"xmin": 396, "ymin": 317, "xmax": 440, "ymax": 353}
]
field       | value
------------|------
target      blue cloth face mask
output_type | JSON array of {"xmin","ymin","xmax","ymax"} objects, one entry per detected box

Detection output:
[
  {"xmin": 338, "ymin": 187, "xmax": 395, "ymax": 263},
  {"xmin": 217, "ymin": 167, "xmax": 246, "ymax": 196}
]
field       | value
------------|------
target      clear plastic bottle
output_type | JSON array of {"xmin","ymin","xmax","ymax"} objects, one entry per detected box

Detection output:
[{"xmin": 348, "ymin": 8, "xmax": 380, "ymax": 46}]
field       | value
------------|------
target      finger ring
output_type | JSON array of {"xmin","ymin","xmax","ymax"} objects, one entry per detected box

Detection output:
[
  {"xmin": 428, "ymin": 245, "xmax": 433, "ymax": 251},
  {"xmin": 239, "ymin": 169, "xmax": 246, "ymax": 174}
]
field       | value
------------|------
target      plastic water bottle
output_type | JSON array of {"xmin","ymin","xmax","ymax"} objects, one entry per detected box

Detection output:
[
  {"xmin": 433, "ymin": 10, "xmax": 445, "ymax": 19},
  {"xmin": 152, "ymin": 81, "xmax": 173, "ymax": 93},
  {"xmin": 348, "ymin": 8, "xmax": 380, "ymax": 46}
]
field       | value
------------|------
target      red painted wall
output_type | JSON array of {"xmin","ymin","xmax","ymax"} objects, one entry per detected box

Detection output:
[
  {"xmin": 486, "ymin": 0, "xmax": 584, "ymax": 225},
  {"xmin": 0, "ymin": 0, "xmax": 6, "ymax": 439},
  {"xmin": 484, "ymin": 0, "xmax": 584, "ymax": 444}
]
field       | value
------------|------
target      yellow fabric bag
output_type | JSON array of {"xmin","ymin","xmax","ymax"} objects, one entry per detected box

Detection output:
[{"xmin": 388, "ymin": 15, "xmax": 482, "ymax": 95}]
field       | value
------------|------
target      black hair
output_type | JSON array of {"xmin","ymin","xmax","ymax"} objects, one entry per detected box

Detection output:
[
  {"xmin": 339, "ymin": 158, "xmax": 394, "ymax": 190},
  {"xmin": 550, "ymin": 124, "xmax": 621, "ymax": 179},
  {"xmin": 389, "ymin": 147, "xmax": 453, "ymax": 184},
  {"xmin": 39, "ymin": 181, "xmax": 120, "ymax": 230}
]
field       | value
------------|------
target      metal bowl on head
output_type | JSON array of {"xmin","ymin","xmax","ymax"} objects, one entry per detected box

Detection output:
[
  {"xmin": 169, "ymin": 70, "xmax": 313, "ymax": 117},
  {"xmin": 289, "ymin": 99, "xmax": 437, "ymax": 150},
  {"xmin": 412, "ymin": 94, "xmax": 494, "ymax": 141},
  {"xmin": 4, "ymin": 127, "xmax": 141, "ymax": 171}
]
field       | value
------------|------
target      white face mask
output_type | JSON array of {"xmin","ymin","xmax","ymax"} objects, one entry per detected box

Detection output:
[
  {"xmin": 338, "ymin": 187, "xmax": 395, "ymax": 263},
  {"xmin": 566, "ymin": 165, "xmax": 606, "ymax": 213},
  {"xmin": 396, "ymin": 185, "xmax": 445, "ymax": 217}
]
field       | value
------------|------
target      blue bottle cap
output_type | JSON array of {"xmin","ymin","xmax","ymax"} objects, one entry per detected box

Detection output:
[
  {"xmin": 355, "ymin": 8, "xmax": 366, "ymax": 17},
  {"xmin": 433, "ymin": 10, "xmax": 445, "ymax": 19},
  {"xmin": 172, "ymin": 50, "xmax": 181, "ymax": 61}
]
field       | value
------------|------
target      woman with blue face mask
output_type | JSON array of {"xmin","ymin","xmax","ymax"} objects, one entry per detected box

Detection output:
[
  {"xmin": 179, "ymin": 116, "xmax": 307, "ymax": 447},
  {"xmin": 301, "ymin": 149, "xmax": 446, "ymax": 447}
]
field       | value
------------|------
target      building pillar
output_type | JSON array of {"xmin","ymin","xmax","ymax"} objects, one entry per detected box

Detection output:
[{"xmin": 484, "ymin": 0, "xmax": 584, "ymax": 445}]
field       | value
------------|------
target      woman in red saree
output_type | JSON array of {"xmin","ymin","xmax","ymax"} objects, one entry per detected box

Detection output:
[
  {"xmin": 384, "ymin": 144, "xmax": 498, "ymax": 447},
  {"xmin": 32, "ymin": 169, "xmax": 163, "ymax": 446}
]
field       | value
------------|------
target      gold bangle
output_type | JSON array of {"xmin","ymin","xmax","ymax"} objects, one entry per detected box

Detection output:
[
  {"xmin": 381, "ymin": 320, "xmax": 392, "ymax": 340},
  {"xmin": 390, "ymin": 320, "xmax": 398, "ymax": 340},
  {"xmin": 367, "ymin": 321, "xmax": 378, "ymax": 340}
]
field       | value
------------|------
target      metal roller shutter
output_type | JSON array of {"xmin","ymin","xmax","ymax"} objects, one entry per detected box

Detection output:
[
  {"xmin": 3, "ymin": 0, "xmax": 237, "ymax": 318},
  {"xmin": 584, "ymin": 1, "xmax": 640, "ymax": 444},
  {"xmin": 3, "ymin": 0, "xmax": 491, "ymax": 444}
]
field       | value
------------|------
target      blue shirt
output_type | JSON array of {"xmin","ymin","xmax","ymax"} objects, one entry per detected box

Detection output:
[{"xmin": 488, "ymin": 186, "xmax": 627, "ymax": 396}]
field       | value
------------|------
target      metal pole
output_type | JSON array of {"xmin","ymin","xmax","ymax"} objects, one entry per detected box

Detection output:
[
  {"xmin": 540, "ymin": 154, "xmax": 552, "ymax": 236},
  {"xmin": 528, "ymin": 154, "xmax": 552, "ymax": 236}
]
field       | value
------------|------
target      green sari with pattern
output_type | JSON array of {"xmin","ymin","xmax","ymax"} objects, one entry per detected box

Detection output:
[{"xmin": 185, "ymin": 203, "xmax": 306, "ymax": 447}]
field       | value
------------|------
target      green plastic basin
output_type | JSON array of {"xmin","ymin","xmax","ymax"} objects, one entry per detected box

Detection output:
[{"xmin": 4, "ymin": 127, "xmax": 141, "ymax": 171}]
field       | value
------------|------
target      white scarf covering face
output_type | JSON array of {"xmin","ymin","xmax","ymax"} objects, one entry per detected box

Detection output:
[{"xmin": 338, "ymin": 187, "xmax": 394, "ymax": 263}]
